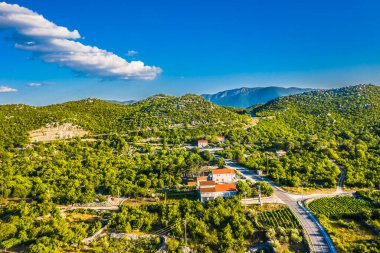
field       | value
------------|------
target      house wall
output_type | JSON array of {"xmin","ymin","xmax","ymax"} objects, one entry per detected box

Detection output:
[
  {"xmin": 212, "ymin": 173, "xmax": 235, "ymax": 183},
  {"xmin": 197, "ymin": 142, "xmax": 208, "ymax": 148},
  {"xmin": 200, "ymin": 191, "xmax": 237, "ymax": 202}
]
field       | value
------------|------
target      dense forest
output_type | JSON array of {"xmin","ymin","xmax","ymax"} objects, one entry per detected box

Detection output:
[{"xmin": 0, "ymin": 138, "xmax": 215, "ymax": 204}]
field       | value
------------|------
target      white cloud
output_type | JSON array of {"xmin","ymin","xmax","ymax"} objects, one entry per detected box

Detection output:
[
  {"xmin": 0, "ymin": 2, "xmax": 161, "ymax": 80},
  {"xmin": 27, "ymin": 82, "xmax": 42, "ymax": 87},
  {"xmin": 0, "ymin": 86, "xmax": 17, "ymax": 92},
  {"xmin": 127, "ymin": 50, "xmax": 138, "ymax": 56}
]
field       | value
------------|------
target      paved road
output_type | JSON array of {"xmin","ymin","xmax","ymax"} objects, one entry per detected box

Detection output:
[{"xmin": 225, "ymin": 160, "xmax": 338, "ymax": 253}]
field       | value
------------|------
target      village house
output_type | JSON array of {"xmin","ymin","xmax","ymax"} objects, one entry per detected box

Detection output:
[
  {"xmin": 211, "ymin": 168, "xmax": 236, "ymax": 183},
  {"xmin": 217, "ymin": 136, "xmax": 226, "ymax": 142},
  {"xmin": 276, "ymin": 150, "xmax": 287, "ymax": 157},
  {"xmin": 196, "ymin": 168, "xmax": 238, "ymax": 201},
  {"xmin": 199, "ymin": 183, "xmax": 237, "ymax": 202},
  {"xmin": 197, "ymin": 139, "xmax": 208, "ymax": 148}
]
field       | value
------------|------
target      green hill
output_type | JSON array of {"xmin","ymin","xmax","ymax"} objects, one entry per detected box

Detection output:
[
  {"xmin": 247, "ymin": 84, "xmax": 380, "ymax": 188},
  {"xmin": 0, "ymin": 94, "xmax": 250, "ymax": 149}
]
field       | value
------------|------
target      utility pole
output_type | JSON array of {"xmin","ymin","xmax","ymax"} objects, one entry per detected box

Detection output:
[
  {"xmin": 258, "ymin": 185, "xmax": 262, "ymax": 206},
  {"xmin": 244, "ymin": 191, "xmax": 247, "ymax": 211},
  {"xmin": 184, "ymin": 219, "xmax": 187, "ymax": 245}
]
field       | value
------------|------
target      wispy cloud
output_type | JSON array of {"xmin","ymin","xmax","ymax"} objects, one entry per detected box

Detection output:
[
  {"xmin": 127, "ymin": 50, "xmax": 138, "ymax": 56},
  {"xmin": 0, "ymin": 2, "xmax": 162, "ymax": 80},
  {"xmin": 0, "ymin": 86, "xmax": 17, "ymax": 92},
  {"xmin": 27, "ymin": 82, "xmax": 42, "ymax": 87}
]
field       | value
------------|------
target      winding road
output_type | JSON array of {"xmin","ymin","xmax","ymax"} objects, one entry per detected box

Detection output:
[{"xmin": 225, "ymin": 159, "xmax": 348, "ymax": 253}]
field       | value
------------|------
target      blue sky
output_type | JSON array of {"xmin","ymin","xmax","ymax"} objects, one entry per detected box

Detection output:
[{"xmin": 1, "ymin": 0, "xmax": 380, "ymax": 105}]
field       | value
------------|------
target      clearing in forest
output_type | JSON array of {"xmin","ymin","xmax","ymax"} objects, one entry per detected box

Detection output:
[{"xmin": 29, "ymin": 123, "xmax": 89, "ymax": 142}]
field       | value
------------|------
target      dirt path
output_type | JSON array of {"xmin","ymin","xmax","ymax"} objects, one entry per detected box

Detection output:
[{"xmin": 330, "ymin": 159, "xmax": 346, "ymax": 194}]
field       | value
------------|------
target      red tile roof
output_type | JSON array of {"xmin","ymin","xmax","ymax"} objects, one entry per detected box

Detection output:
[
  {"xmin": 196, "ymin": 176, "xmax": 208, "ymax": 182},
  {"xmin": 199, "ymin": 181, "xmax": 216, "ymax": 186},
  {"xmin": 199, "ymin": 183, "xmax": 237, "ymax": 193},
  {"xmin": 215, "ymin": 183, "xmax": 236, "ymax": 192},
  {"xmin": 211, "ymin": 168, "xmax": 235, "ymax": 175},
  {"xmin": 187, "ymin": 182, "xmax": 197, "ymax": 186},
  {"xmin": 198, "ymin": 140, "xmax": 208, "ymax": 143},
  {"xmin": 199, "ymin": 187, "xmax": 216, "ymax": 193}
]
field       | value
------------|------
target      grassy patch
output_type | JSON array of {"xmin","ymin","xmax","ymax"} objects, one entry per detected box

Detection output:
[
  {"xmin": 318, "ymin": 216, "xmax": 379, "ymax": 253},
  {"xmin": 282, "ymin": 186, "xmax": 336, "ymax": 195}
]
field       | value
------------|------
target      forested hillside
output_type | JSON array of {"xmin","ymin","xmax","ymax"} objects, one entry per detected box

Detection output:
[
  {"xmin": 247, "ymin": 84, "xmax": 380, "ymax": 188},
  {"xmin": 0, "ymin": 94, "xmax": 250, "ymax": 149}
]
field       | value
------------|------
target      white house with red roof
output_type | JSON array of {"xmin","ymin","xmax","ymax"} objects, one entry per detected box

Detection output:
[
  {"xmin": 199, "ymin": 182, "xmax": 237, "ymax": 202},
  {"xmin": 276, "ymin": 150, "xmax": 287, "ymax": 157},
  {"xmin": 196, "ymin": 168, "xmax": 238, "ymax": 202},
  {"xmin": 197, "ymin": 139, "xmax": 208, "ymax": 148},
  {"xmin": 217, "ymin": 136, "xmax": 226, "ymax": 142}
]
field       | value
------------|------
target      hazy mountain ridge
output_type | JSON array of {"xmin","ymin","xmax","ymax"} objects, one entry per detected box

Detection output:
[
  {"xmin": 202, "ymin": 86, "xmax": 315, "ymax": 108},
  {"xmin": 106, "ymin": 99, "xmax": 137, "ymax": 105}
]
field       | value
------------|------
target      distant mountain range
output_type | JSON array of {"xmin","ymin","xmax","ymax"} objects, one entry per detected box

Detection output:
[
  {"xmin": 106, "ymin": 86, "xmax": 314, "ymax": 108},
  {"xmin": 106, "ymin": 99, "xmax": 137, "ymax": 105},
  {"xmin": 202, "ymin": 86, "xmax": 315, "ymax": 108}
]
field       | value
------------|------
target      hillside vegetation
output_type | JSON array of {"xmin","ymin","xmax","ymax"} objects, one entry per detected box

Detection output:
[
  {"xmin": 217, "ymin": 85, "xmax": 379, "ymax": 189},
  {"xmin": 0, "ymin": 94, "xmax": 250, "ymax": 149}
]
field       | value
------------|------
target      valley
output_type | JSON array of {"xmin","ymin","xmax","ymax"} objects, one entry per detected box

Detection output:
[{"xmin": 1, "ymin": 1, "xmax": 379, "ymax": 252}]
